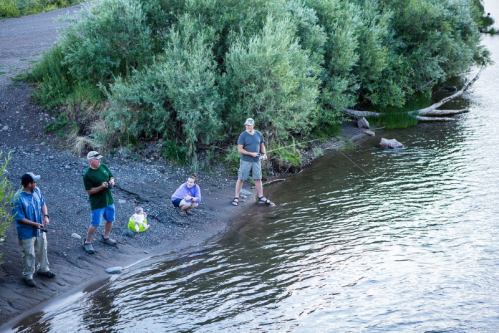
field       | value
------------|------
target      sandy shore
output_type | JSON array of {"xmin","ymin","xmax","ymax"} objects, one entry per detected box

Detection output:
[{"xmin": 0, "ymin": 6, "xmax": 368, "ymax": 329}]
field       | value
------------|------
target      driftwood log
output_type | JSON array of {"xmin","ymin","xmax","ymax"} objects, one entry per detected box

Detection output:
[{"xmin": 344, "ymin": 68, "xmax": 483, "ymax": 122}]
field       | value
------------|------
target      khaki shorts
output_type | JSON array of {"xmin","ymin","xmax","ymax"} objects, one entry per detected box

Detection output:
[{"xmin": 238, "ymin": 159, "xmax": 262, "ymax": 180}]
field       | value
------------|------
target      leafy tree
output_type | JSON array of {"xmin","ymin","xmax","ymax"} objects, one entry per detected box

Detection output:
[
  {"xmin": 60, "ymin": 0, "xmax": 153, "ymax": 85},
  {"xmin": 104, "ymin": 15, "xmax": 221, "ymax": 165},
  {"xmin": 222, "ymin": 16, "xmax": 320, "ymax": 144}
]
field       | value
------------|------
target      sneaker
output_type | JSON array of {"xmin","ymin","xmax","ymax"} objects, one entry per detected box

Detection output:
[
  {"xmin": 101, "ymin": 236, "xmax": 117, "ymax": 246},
  {"xmin": 178, "ymin": 210, "xmax": 187, "ymax": 217},
  {"xmin": 23, "ymin": 277, "xmax": 36, "ymax": 287},
  {"xmin": 83, "ymin": 241, "xmax": 95, "ymax": 254},
  {"xmin": 37, "ymin": 270, "xmax": 56, "ymax": 278},
  {"xmin": 185, "ymin": 209, "xmax": 193, "ymax": 215}
]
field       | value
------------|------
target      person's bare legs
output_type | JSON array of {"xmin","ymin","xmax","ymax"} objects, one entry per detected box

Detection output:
[
  {"xmin": 235, "ymin": 178, "xmax": 244, "ymax": 198},
  {"xmin": 85, "ymin": 225, "xmax": 98, "ymax": 243},
  {"xmin": 103, "ymin": 221, "xmax": 113, "ymax": 238},
  {"xmin": 254, "ymin": 179, "xmax": 264, "ymax": 198}
]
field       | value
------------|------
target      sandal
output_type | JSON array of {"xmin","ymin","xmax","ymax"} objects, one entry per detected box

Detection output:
[
  {"xmin": 231, "ymin": 197, "xmax": 239, "ymax": 206},
  {"xmin": 258, "ymin": 196, "xmax": 271, "ymax": 205}
]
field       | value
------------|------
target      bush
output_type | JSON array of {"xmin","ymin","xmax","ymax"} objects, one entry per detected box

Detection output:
[
  {"xmin": 59, "ymin": 0, "xmax": 153, "ymax": 86},
  {"xmin": 0, "ymin": 0, "xmax": 83, "ymax": 19},
  {"xmin": 26, "ymin": 45, "xmax": 75, "ymax": 107},
  {"xmin": 0, "ymin": 153, "xmax": 14, "ymax": 266},
  {"xmin": 222, "ymin": 15, "xmax": 320, "ymax": 143},
  {"xmin": 0, "ymin": 0, "xmax": 20, "ymax": 18},
  {"xmin": 104, "ymin": 15, "xmax": 221, "ymax": 166}
]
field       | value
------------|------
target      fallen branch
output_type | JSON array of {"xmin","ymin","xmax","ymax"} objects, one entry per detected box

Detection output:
[
  {"xmin": 263, "ymin": 179, "xmax": 286, "ymax": 186},
  {"xmin": 343, "ymin": 68, "xmax": 483, "ymax": 122}
]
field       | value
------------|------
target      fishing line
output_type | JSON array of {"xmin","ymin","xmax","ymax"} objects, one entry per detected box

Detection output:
[
  {"xmin": 336, "ymin": 149, "xmax": 372, "ymax": 179},
  {"xmin": 228, "ymin": 226, "xmax": 265, "ymax": 246}
]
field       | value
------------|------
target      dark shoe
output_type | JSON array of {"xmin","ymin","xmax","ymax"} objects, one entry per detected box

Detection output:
[
  {"xmin": 231, "ymin": 197, "xmax": 239, "ymax": 206},
  {"xmin": 101, "ymin": 236, "xmax": 117, "ymax": 246},
  {"xmin": 258, "ymin": 196, "xmax": 272, "ymax": 205},
  {"xmin": 83, "ymin": 241, "xmax": 95, "ymax": 254},
  {"xmin": 185, "ymin": 209, "xmax": 193, "ymax": 215},
  {"xmin": 23, "ymin": 278, "xmax": 36, "ymax": 287},
  {"xmin": 178, "ymin": 210, "xmax": 187, "ymax": 217},
  {"xmin": 37, "ymin": 270, "xmax": 56, "ymax": 278}
]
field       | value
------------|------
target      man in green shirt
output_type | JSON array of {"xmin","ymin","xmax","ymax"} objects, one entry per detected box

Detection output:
[{"xmin": 82, "ymin": 151, "xmax": 117, "ymax": 254}]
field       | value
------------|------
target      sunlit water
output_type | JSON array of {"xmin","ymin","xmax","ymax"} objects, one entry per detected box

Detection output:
[{"xmin": 6, "ymin": 16, "xmax": 499, "ymax": 333}]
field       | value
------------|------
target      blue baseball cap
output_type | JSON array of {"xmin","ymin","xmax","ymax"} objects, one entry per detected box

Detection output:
[{"xmin": 21, "ymin": 172, "xmax": 41, "ymax": 183}]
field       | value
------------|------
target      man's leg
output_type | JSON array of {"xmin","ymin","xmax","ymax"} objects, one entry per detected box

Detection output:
[
  {"xmin": 254, "ymin": 179, "xmax": 264, "ymax": 198},
  {"xmin": 235, "ymin": 178, "xmax": 244, "ymax": 198},
  {"xmin": 35, "ymin": 233, "xmax": 50, "ymax": 273},
  {"xmin": 85, "ymin": 225, "xmax": 98, "ymax": 243},
  {"xmin": 103, "ymin": 221, "xmax": 113, "ymax": 238},
  {"xmin": 19, "ymin": 237, "xmax": 36, "ymax": 280},
  {"xmin": 101, "ymin": 205, "xmax": 117, "ymax": 244}
]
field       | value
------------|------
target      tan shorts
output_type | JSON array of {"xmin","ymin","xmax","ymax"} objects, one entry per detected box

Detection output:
[{"xmin": 238, "ymin": 159, "xmax": 262, "ymax": 180}]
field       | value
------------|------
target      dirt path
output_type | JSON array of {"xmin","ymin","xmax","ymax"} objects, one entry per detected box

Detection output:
[{"xmin": 0, "ymin": 6, "xmax": 251, "ymax": 327}]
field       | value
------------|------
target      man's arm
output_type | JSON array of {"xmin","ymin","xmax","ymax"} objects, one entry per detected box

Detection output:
[
  {"xmin": 17, "ymin": 218, "xmax": 43, "ymax": 229},
  {"xmin": 86, "ymin": 183, "xmax": 109, "ymax": 195},
  {"xmin": 238, "ymin": 144, "xmax": 259, "ymax": 158},
  {"xmin": 41, "ymin": 204, "xmax": 50, "ymax": 226}
]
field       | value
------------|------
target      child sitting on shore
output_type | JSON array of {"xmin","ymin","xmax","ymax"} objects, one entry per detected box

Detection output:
[{"xmin": 127, "ymin": 206, "xmax": 149, "ymax": 233}]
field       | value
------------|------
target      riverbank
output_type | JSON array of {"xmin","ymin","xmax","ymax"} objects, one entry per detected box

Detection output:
[{"xmin": 0, "ymin": 6, "xmax": 370, "ymax": 327}]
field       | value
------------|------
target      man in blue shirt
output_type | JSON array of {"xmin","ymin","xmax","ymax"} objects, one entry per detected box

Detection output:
[{"xmin": 11, "ymin": 172, "xmax": 56, "ymax": 287}]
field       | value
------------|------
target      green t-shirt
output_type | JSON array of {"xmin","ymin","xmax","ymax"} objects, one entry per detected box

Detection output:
[{"xmin": 83, "ymin": 163, "xmax": 114, "ymax": 210}]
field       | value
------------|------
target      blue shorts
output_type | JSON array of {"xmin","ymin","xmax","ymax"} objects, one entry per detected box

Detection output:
[
  {"xmin": 91, "ymin": 204, "xmax": 115, "ymax": 226},
  {"xmin": 172, "ymin": 198, "xmax": 182, "ymax": 207}
]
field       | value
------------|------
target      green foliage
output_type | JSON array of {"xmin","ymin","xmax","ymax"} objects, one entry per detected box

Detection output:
[
  {"xmin": 223, "ymin": 145, "xmax": 240, "ymax": 170},
  {"xmin": 0, "ymin": 153, "xmax": 14, "ymax": 266},
  {"xmin": 24, "ymin": 0, "xmax": 491, "ymax": 165},
  {"xmin": 160, "ymin": 140, "xmax": 188, "ymax": 165},
  {"xmin": 0, "ymin": 0, "xmax": 20, "ymax": 18},
  {"xmin": 0, "ymin": 0, "xmax": 83, "ymax": 18},
  {"xmin": 222, "ymin": 15, "xmax": 320, "ymax": 143},
  {"xmin": 104, "ymin": 15, "xmax": 221, "ymax": 166},
  {"xmin": 25, "ymin": 46, "xmax": 74, "ymax": 107},
  {"xmin": 273, "ymin": 147, "xmax": 303, "ymax": 167},
  {"xmin": 60, "ymin": 0, "xmax": 153, "ymax": 86}
]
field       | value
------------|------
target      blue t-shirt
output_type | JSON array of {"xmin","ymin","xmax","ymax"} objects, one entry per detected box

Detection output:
[
  {"xmin": 238, "ymin": 130, "xmax": 265, "ymax": 162},
  {"xmin": 11, "ymin": 187, "xmax": 45, "ymax": 239}
]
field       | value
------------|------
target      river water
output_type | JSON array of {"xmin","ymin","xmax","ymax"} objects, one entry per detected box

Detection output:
[{"xmin": 6, "ymin": 11, "xmax": 499, "ymax": 333}]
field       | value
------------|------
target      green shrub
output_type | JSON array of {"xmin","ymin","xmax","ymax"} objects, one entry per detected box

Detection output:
[
  {"xmin": 222, "ymin": 15, "xmax": 320, "ymax": 143},
  {"xmin": 104, "ymin": 15, "xmax": 221, "ymax": 166},
  {"xmin": 160, "ymin": 140, "xmax": 188, "ymax": 165},
  {"xmin": 60, "ymin": 0, "xmax": 153, "ymax": 85},
  {"xmin": 223, "ymin": 145, "xmax": 240, "ymax": 170},
  {"xmin": 26, "ymin": 45, "xmax": 75, "ymax": 107},
  {"xmin": 0, "ymin": 0, "xmax": 20, "ymax": 18},
  {"xmin": 0, "ymin": 0, "xmax": 84, "ymax": 18},
  {"xmin": 0, "ymin": 153, "xmax": 14, "ymax": 266}
]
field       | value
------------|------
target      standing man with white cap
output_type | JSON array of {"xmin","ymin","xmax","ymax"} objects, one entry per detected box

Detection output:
[
  {"xmin": 83, "ymin": 151, "xmax": 117, "ymax": 254},
  {"xmin": 232, "ymin": 118, "xmax": 272, "ymax": 206},
  {"xmin": 11, "ymin": 172, "xmax": 56, "ymax": 287}
]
